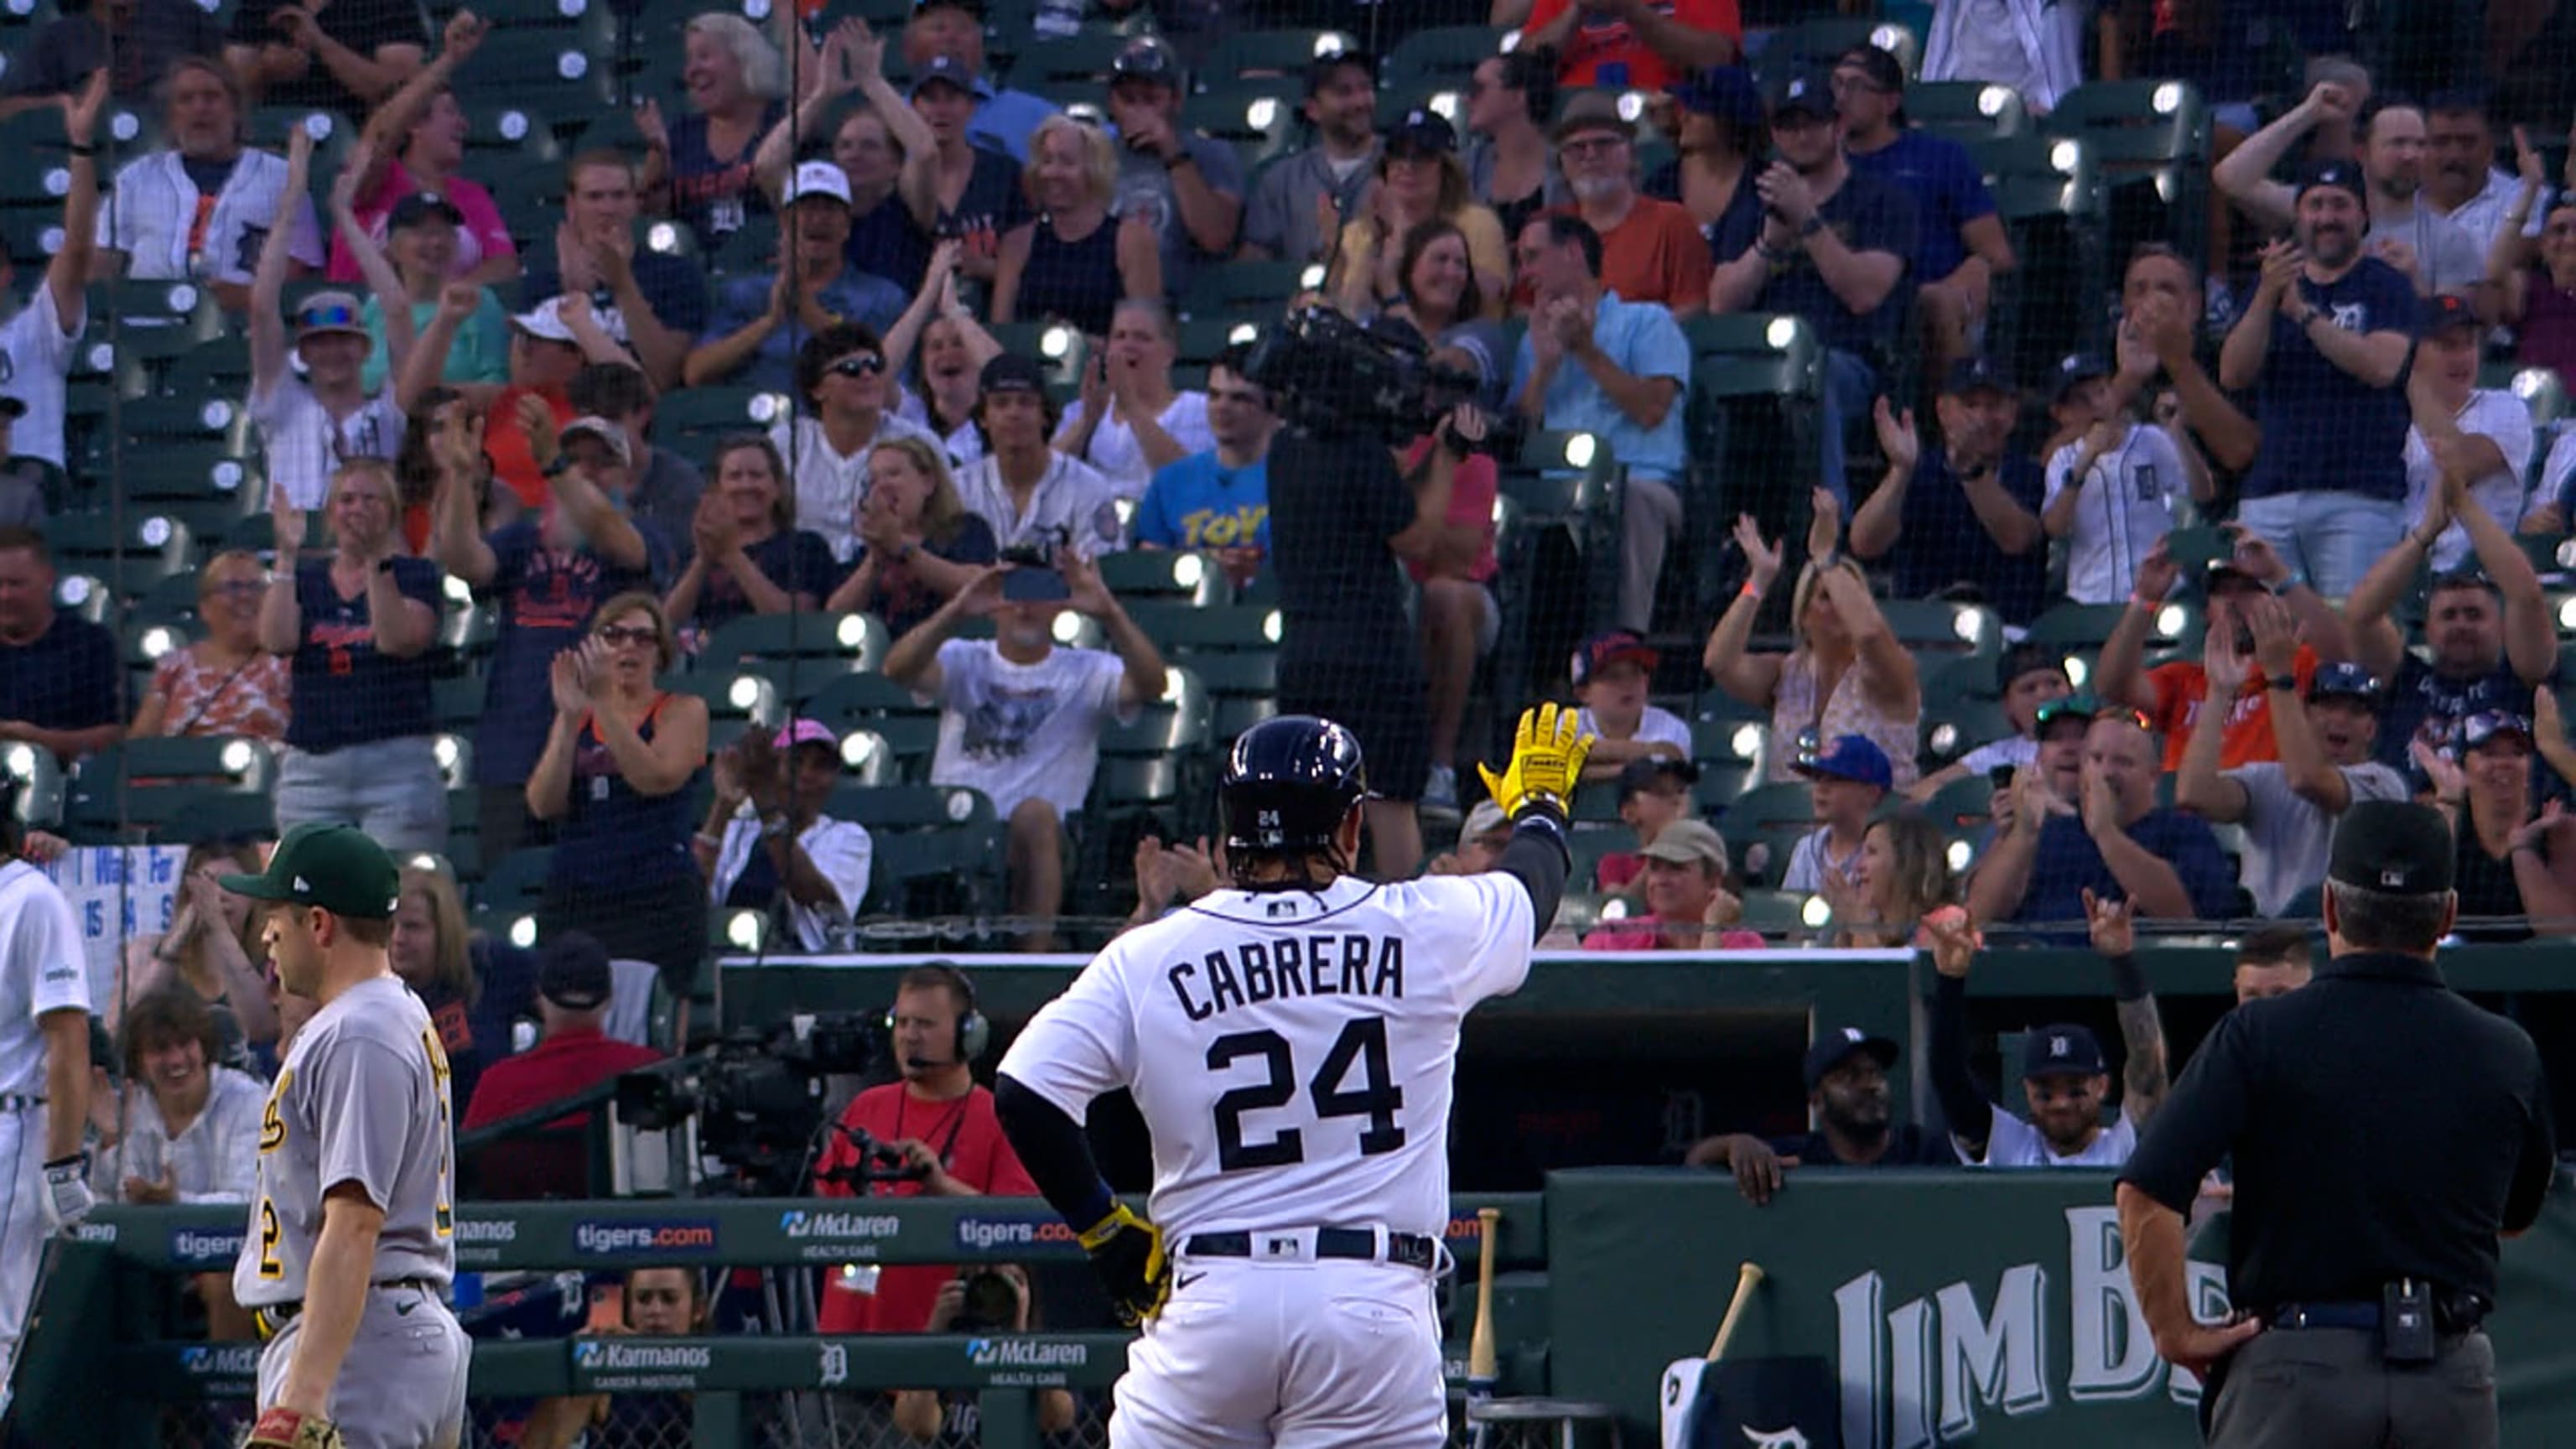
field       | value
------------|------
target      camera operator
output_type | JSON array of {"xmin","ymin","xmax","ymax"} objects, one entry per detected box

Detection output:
[
  {"xmin": 896, "ymin": 1264, "xmax": 1078, "ymax": 1443},
  {"xmin": 1267, "ymin": 367, "xmax": 1486, "ymax": 879},
  {"xmin": 814, "ymin": 964, "xmax": 1041, "ymax": 1337}
]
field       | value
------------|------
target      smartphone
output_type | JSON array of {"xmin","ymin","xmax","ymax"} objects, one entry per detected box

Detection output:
[
  {"xmin": 1987, "ymin": 766, "xmax": 2017, "ymax": 792},
  {"xmin": 1002, "ymin": 567, "xmax": 1072, "ymax": 604}
]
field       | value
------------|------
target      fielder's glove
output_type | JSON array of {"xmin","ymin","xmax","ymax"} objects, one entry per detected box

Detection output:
[
  {"xmin": 245, "ymin": 1406, "xmax": 345, "ymax": 1449},
  {"xmin": 1077, "ymin": 1202, "xmax": 1171, "ymax": 1326},
  {"xmin": 39, "ymin": 1153, "xmax": 93, "ymax": 1233},
  {"xmin": 1478, "ymin": 704, "xmax": 1595, "ymax": 823}
]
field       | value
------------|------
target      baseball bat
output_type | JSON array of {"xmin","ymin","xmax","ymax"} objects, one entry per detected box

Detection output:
[
  {"xmin": 1705, "ymin": 1260, "xmax": 1766, "ymax": 1361},
  {"xmin": 1467, "ymin": 1207, "xmax": 1503, "ymax": 1449}
]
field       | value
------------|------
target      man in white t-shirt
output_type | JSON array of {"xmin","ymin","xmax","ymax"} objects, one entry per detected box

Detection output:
[
  {"xmin": 883, "ymin": 548, "xmax": 1167, "ymax": 949},
  {"xmin": 0, "ymin": 72, "xmax": 106, "ymax": 470},
  {"xmin": 1052, "ymin": 299, "xmax": 1216, "ymax": 501},
  {"xmin": 953, "ymin": 355, "xmax": 1124, "ymax": 558},
  {"xmin": 771, "ymin": 321, "xmax": 942, "ymax": 563},
  {"xmin": 2404, "ymin": 293, "xmax": 2534, "ymax": 573},
  {"xmin": 2042, "ymin": 352, "xmax": 2195, "ymax": 605},
  {"xmin": 94, "ymin": 58, "xmax": 324, "ymax": 313}
]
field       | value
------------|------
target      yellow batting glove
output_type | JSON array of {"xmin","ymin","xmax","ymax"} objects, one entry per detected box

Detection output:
[
  {"xmin": 1078, "ymin": 1202, "xmax": 1171, "ymax": 1324},
  {"xmin": 1478, "ymin": 704, "xmax": 1596, "ymax": 820}
]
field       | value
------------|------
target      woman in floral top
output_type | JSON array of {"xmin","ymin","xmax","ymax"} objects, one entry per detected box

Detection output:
[{"xmin": 128, "ymin": 549, "xmax": 291, "ymax": 740}]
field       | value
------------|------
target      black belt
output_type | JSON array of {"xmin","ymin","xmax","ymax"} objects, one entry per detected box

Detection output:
[
  {"xmin": 253, "ymin": 1277, "xmax": 438, "ymax": 1340},
  {"xmin": 2268, "ymin": 1293, "xmax": 2490, "ymax": 1335},
  {"xmin": 1184, "ymin": 1228, "xmax": 1437, "ymax": 1270},
  {"xmin": 0, "ymin": 1095, "xmax": 44, "ymax": 1113}
]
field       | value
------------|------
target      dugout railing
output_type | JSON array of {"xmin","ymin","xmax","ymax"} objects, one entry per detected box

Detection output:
[
  {"xmin": 17, "ymin": 1193, "xmax": 1549, "ymax": 1449},
  {"xmin": 31, "ymin": 1171, "xmax": 2576, "ymax": 1448}
]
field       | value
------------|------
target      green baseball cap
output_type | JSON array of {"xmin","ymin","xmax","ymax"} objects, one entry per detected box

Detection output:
[{"xmin": 218, "ymin": 823, "xmax": 402, "ymax": 921}]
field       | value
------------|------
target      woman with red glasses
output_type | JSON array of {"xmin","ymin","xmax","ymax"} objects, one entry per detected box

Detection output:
[{"xmin": 527, "ymin": 594, "xmax": 710, "ymax": 1030}]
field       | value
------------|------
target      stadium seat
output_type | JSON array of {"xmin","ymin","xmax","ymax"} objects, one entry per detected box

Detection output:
[
  {"xmin": 1384, "ymin": 25, "xmax": 1504, "ymax": 91},
  {"xmin": 2040, "ymin": 81, "xmax": 2209, "ymax": 278},
  {"xmin": 805, "ymin": 672, "xmax": 944, "ymax": 780},
  {"xmin": 1010, "ymin": 29, "xmax": 1135, "ymax": 91},
  {"xmin": 1197, "ymin": 28, "xmax": 1363, "ymax": 88},
  {"xmin": 1877, "ymin": 599, "xmax": 2002, "ymax": 666},
  {"xmin": 1754, "ymin": 17, "xmax": 1919, "ymax": 83},
  {"xmin": 698, "ymin": 611, "xmax": 890, "ymax": 680},
  {"xmin": 1098, "ymin": 549, "xmax": 1223, "ymax": 606},
  {"xmin": 42, "ymin": 510, "xmax": 191, "ymax": 599},
  {"xmin": 1182, "ymin": 82, "xmax": 1306, "ymax": 167},
  {"xmin": 1492, "ymin": 429, "xmax": 1623, "ymax": 701},
  {"xmin": 160, "ymin": 790, "xmax": 278, "ymax": 845},
  {"xmin": 824, "ymin": 783, "xmax": 1005, "ymax": 916},
  {"xmin": 1180, "ymin": 258, "xmax": 1317, "ymax": 320},
  {"xmin": 1972, "ymin": 133, "xmax": 2106, "ymax": 368},
  {"xmin": 662, "ymin": 668, "xmax": 782, "ymax": 735},
  {"xmin": 479, "ymin": 846, "xmax": 558, "ymax": 913},
  {"xmin": 651, "ymin": 386, "xmax": 785, "ymax": 458},
  {"xmin": 1903, "ymin": 80, "xmax": 2029, "ymax": 145},
  {"xmin": 985, "ymin": 321, "xmax": 1088, "ymax": 388}
]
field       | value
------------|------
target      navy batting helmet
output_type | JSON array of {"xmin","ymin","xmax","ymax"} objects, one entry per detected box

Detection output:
[{"xmin": 1221, "ymin": 715, "xmax": 1368, "ymax": 856}]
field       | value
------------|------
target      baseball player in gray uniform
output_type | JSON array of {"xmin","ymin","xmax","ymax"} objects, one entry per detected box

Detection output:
[{"xmin": 221, "ymin": 823, "xmax": 470, "ymax": 1449}]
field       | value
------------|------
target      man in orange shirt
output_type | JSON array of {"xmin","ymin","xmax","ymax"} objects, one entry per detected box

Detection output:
[
  {"xmin": 1521, "ymin": 0, "xmax": 1741, "ymax": 96},
  {"xmin": 1549, "ymin": 94, "xmax": 1712, "ymax": 317},
  {"xmin": 813, "ymin": 963, "xmax": 1039, "ymax": 1337},
  {"xmin": 2096, "ymin": 528, "xmax": 2354, "ymax": 771}
]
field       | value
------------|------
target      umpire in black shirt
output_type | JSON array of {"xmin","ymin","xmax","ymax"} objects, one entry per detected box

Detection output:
[{"xmin": 2116, "ymin": 799, "xmax": 2558, "ymax": 1447}]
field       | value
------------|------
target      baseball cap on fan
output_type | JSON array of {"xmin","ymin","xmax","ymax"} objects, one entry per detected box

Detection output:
[
  {"xmin": 293, "ymin": 290, "xmax": 369, "ymax": 340},
  {"xmin": 538, "ymin": 931, "xmax": 614, "ymax": 1010},
  {"xmin": 512, "ymin": 294, "xmax": 631, "ymax": 345},
  {"xmin": 2021, "ymin": 1024, "xmax": 2106, "ymax": 1080},
  {"xmin": 784, "ymin": 160, "xmax": 854, "ymax": 207},
  {"xmin": 911, "ymin": 54, "xmax": 979, "ymax": 98},
  {"xmin": 218, "ymin": 823, "xmax": 402, "ymax": 921},
  {"xmin": 1804, "ymin": 1026, "xmax": 1898, "ymax": 1091}
]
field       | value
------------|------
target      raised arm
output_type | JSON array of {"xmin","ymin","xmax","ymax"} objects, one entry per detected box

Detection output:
[
  {"xmin": 1063, "ymin": 550, "xmax": 1168, "ymax": 709},
  {"xmin": 2452, "ymin": 467, "xmax": 2560, "ymax": 683},
  {"xmin": 2490, "ymin": 127, "xmax": 2549, "ymax": 325},
  {"xmin": 1925, "ymin": 917, "xmax": 1997, "ymax": 1155},
  {"xmin": 365, "ymin": 558, "xmax": 439, "ymax": 659},
  {"xmin": 48, "ymin": 73, "xmax": 106, "ymax": 330},
  {"xmin": 257, "ymin": 498, "xmax": 308, "ymax": 654},
  {"xmin": 2082, "ymin": 771, "xmax": 2194, "ymax": 918},
  {"xmin": 2217, "ymin": 240, "xmax": 2295, "ymax": 392},
  {"xmin": 396, "ymin": 284, "xmax": 486, "ymax": 413},
  {"xmin": 2344, "ymin": 501, "xmax": 2444, "ymax": 678},
  {"xmin": 351, "ymin": 11, "xmax": 485, "ymax": 200},
  {"xmin": 1810, "ymin": 510, "xmax": 1917, "ymax": 712},
  {"xmin": 2085, "ymin": 890, "xmax": 2168, "ymax": 1130},
  {"xmin": 2173, "ymin": 614, "xmax": 2251, "ymax": 822},
  {"xmin": 881, "ymin": 242, "xmax": 965, "ymax": 381},
  {"xmin": 1846, "ymin": 400, "xmax": 1918, "ymax": 560},
  {"xmin": 750, "ymin": 26, "xmax": 858, "ymax": 196},
  {"xmin": 882, "ymin": 565, "xmax": 1006, "ymax": 696},
  {"xmin": 1701, "ymin": 514, "xmax": 1788, "ymax": 706},
  {"xmin": 329, "ymin": 140, "xmax": 413, "ymax": 377},
  {"xmin": 250, "ymin": 125, "xmax": 317, "ymax": 404},
  {"xmin": 525, "ymin": 650, "xmax": 588, "ymax": 820},
  {"xmin": 2210, "ymin": 82, "xmax": 2343, "ymax": 231},
  {"xmin": 426, "ymin": 409, "xmax": 497, "ymax": 587},
  {"xmin": 2092, "ymin": 539, "xmax": 2177, "ymax": 713}
]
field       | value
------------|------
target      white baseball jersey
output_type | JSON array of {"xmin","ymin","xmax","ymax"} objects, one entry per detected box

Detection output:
[
  {"xmin": 1966, "ymin": 1109, "xmax": 2137, "ymax": 1168},
  {"xmin": 2402, "ymin": 388, "xmax": 2536, "ymax": 574},
  {"xmin": 0, "ymin": 860, "xmax": 91, "ymax": 1415},
  {"xmin": 2044, "ymin": 423, "xmax": 2189, "ymax": 605},
  {"xmin": 1000, "ymin": 872, "xmax": 1536, "ymax": 1243}
]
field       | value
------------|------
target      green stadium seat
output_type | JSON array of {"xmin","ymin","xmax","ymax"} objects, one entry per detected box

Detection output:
[
  {"xmin": 825, "ymin": 784, "xmax": 1005, "ymax": 915},
  {"xmin": 1098, "ymin": 549, "xmax": 1223, "ymax": 606},
  {"xmin": 1903, "ymin": 80, "xmax": 2029, "ymax": 144},
  {"xmin": 1920, "ymin": 695, "xmax": 2010, "ymax": 766},
  {"xmin": 985, "ymin": 321, "xmax": 1088, "ymax": 387},
  {"xmin": 1008, "ymin": 29, "xmax": 1134, "ymax": 92},
  {"xmin": 1182, "ymin": 83, "xmax": 1306, "ymax": 166},
  {"xmin": 1971, "ymin": 132, "xmax": 2106, "ymax": 366},
  {"xmin": 3, "ymin": 740, "xmax": 65, "ymax": 828},
  {"xmin": 698, "ymin": 611, "xmax": 890, "ymax": 678},
  {"xmin": 1733, "ymin": 888, "xmax": 1825, "ymax": 937},
  {"xmin": 2039, "ymin": 81, "xmax": 2209, "ymax": 269},
  {"xmin": 1197, "ymin": 28, "xmax": 1363, "ymax": 88},
  {"xmin": 1119, "ymin": 603, "xmax": 1281, "ymax": 743},
  {"xmin": 1384, "ymin": 25, "xmax": 1504, "ymax": 91},
  {"xmin": 650, "ymin": 385, "xmax": 783, "ymax": 459},
  {"xmin": 1754, "ymin": 17, "xmax": 1919, "ymax": 83},
  {"xmin": 63, "ymin": 737, "xmax": 273, "ymax": 839},
  {"xmin": 1877, "ymin": 598, "xmax": 2002, "ymax": 665},
  {"xmin": 42, "ymin": 510, "xmax": 191, "ymax": 598},
  {"xmin": 434, "ymin": 675, "xmax": 487, "ymax": 732},
  {"xmin": 805, "ymin": 672, "xmax": 943, "ymax": 779},
  {"xmin": 663, "ymin": 667, "xmax": 782, "ymax": 730},
  {"xmin": 1568, "ymin": 824, "xmax": 1640, "ymax": 891},
  {"xmin": 161, "ymin": 790, "xmax": 278, "ymax": 844},
  {"xmin": 479, "ymin": 846, "xmax": 557, "ymax": 913},
  {"xmin": 1180, "ymin": 258, "xmax": 1317, "ymax": 320}
]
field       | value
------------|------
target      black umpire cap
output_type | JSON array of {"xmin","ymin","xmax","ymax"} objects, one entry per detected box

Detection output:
[
  {"xmin": 2329, "ymin": 799, "xmax": 2455, "ymax": 896},
  {"xmin": 1221, "ymin": 715, "xmax": 1368, "ymax": 854}
]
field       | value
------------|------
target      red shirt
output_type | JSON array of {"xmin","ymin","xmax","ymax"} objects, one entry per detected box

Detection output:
[
  {"xmin": 1523, "ymin": 0, "xmax": 1741, "ymax": 93},
  {"xmin": 460, "ymin": 1026, "xmax": 665, "ymax": 1200},
  {"xmin": 814, "ymin": 1083, "xmax": 1038, "ymax": 1334},
  {"xmin": 2143, "ymin": 645, "xmax": 2321, "ymax": 771},
  {"xmin": 1597, "ymin": 196, "xmax": 1714, "ymax": 313},
  {"xmin": 486, "ymin": 384, "xmax": 574, "ymax": 510}
]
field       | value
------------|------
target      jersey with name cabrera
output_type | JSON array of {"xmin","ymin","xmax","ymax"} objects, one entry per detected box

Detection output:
[
  {"xmin": 236, "ymin": 976, "xmax": 458, "ymax": 1306},
  {"xmin": 998, "ymin": 872, "xmax": 1535, "ymax": 1242}
]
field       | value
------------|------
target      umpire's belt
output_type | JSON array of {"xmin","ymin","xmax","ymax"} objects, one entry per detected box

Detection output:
[
  {"xmin": 253, "ymin": 1277, "xmax": 438, "ymax": 1341},
  {"xmin": 0, "ymin": 1095, "xmax": 44, "ymax": 1112},
  {"xmin": 2267, "ymin": 1293, "xmax": 2490, "ymax": 1335},
  {"xmin": 1183, "ymin": 1227, "xmax": 1437, "ymax": 1270}
]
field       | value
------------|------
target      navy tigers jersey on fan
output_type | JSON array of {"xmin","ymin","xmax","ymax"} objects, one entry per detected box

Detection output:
[{"xmin": 999, "ymin": 873, "xmax": 1535, "ymax": 1241}]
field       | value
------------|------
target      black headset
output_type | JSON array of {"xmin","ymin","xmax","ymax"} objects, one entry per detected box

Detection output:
[{"xmin": 887, "ymin": 963, "xmax": 990, "ymax": 1066}]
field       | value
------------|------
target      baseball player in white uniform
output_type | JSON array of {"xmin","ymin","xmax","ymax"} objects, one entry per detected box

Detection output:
[
  {"xmin": 221, "ymin": 823, "xmax": 470, "ymax": 1449},
  {"xmin": 0, "ymin": 799, "xmax": 96, "ymax": 1421},
  {"xmin": 995, "ymin": 705, "xmax": 1590, "ymax": 1448}
]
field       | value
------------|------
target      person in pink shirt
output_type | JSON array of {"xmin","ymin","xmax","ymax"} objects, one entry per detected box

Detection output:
[
  {"xmin": 1581, "ymin": 818, "xmax": 1766, "ymax": 949},
  {"xmin": 325, "ymin": 10, "xmax": 518, "ymax": 289},
  {"xmin": 1400, "ymin": 393, "xmax": 1501, "ymax": 814}
]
